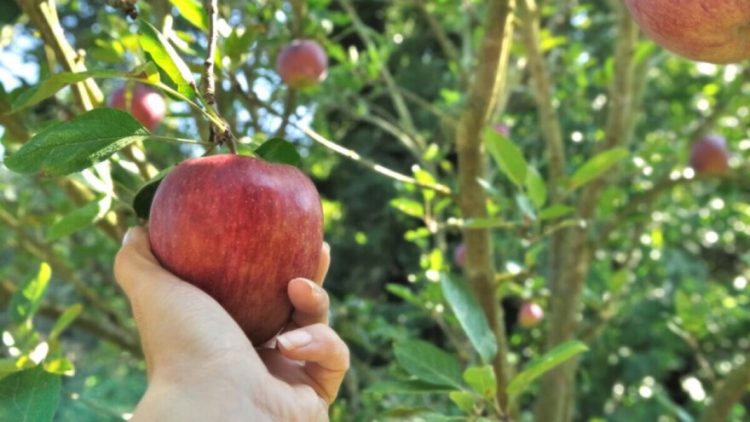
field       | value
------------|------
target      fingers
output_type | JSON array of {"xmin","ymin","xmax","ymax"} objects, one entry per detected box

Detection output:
[
  {"xmin": 288, "ymin": 278, "xmax": 330, "ymax": 327},
  {"xmin": 114, "ymin": 227, "xmax": 258, "ymax": 374},
  {"xmin": 312, "ymin": 242, "xmax": 330, "ymax": 286},
  {"xmin": 276, "ymin": 324, "xmax": 350, "ymax": 404}
]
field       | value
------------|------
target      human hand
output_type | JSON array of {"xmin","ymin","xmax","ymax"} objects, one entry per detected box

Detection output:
[{"xmin": 113, "ymin": 227, "xmax": 349, "ymax": 421}]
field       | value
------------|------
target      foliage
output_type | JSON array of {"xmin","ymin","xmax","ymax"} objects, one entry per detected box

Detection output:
[{"xmin": 0, "ymin": 0, "xmax": 748, "ymax": 421}]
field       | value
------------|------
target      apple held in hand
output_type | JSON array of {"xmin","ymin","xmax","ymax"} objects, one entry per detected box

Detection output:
[
  {"xmin": 690, "ymin": 135, "xmax": 730, "ymax": 175},
  {"xmin": 276, "ymin": 39, "xmax": 328, "ymax": 89},
  {"xmin": 518, "ymin": 302, "xmax": 544, "ymax": 328},
  {"xmin": 110, "ymin": 84, "xmax": 166, "ymax": 131},
  {"xmin": 624, "ymin": 0, "xmax": 750, "ymax": 64},
  {"xmin": 148, "ymin": 154, "xmax": 324, "ymax": 345}
]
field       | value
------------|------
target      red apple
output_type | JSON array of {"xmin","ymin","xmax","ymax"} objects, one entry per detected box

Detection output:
[
  {"xmin": 148, "ymin": 154, "xmax": 324, "ymax": 345},
  {"xmin": 518, "ymin": 302, "xmax": 544, "ymax": 328},
  {"xmin": 624, "ymin": 0, "xmax": 750, "ymax": 64},
  {"xmin": 276, "ymin": 39, "xmax": 328, "ymax": 89},
  {"xmin": 454, "ymin": 243, "xmax": 466, "ymax": 268},
  {"xmin": 110, "ymin": 84, "xmax": 166, "ymax": 131},
  {"xmin": 690, "ymin": 135, "xmax": 730, "ymax": 175}
]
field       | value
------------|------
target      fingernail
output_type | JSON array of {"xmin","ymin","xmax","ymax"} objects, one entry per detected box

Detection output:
[
  {"xmin": 277, "ymin": 329, "xmax": 312, "ymax": 350},
  {"xmin": 306, "ymin": 279, "xmax": 323, "ymax": 298},
  {"xmin": 122, "ymin": 228, "xmax": 134, "ymax": 245},
  {"xmin": 323, "ymin": 242, "xmax": 330, "ymax": 254}
]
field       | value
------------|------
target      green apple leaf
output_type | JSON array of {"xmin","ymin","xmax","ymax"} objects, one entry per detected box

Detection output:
[
  {"xmin": 366, "ymin": 380, "xmax": 456, "ymax": 395},
  {"xmin": 10, "ymin": 70, "xmax": 120, "ymax": 113},
  {"xmin": 463, "ymin": 365, "xmax": 496, "ymax": 398},
  {"xmin": 254, "ymin": 138, "xmax": 302, "ymax": 167},
  {"xmin": 3, "ymin": 108, "xmax": 149, "ymax": 176},
  {"xmin": 485, "ymin": 128, "xmax": 528, "ymax": 187},
  {"xmin": 507, "ymin": 340, "xmax": 588, "ymax": 398},
  {"xmin": 568, "ymin": 147, "xmax": 629, "ymax": 190},
  {"xmin": 47, "ymin": 196, "xmax": 112, "ymax": 241},
  {"xmin": 449, "ymin": 390, "xmax": 475, "ymax": 413},
  {"xmin": 169, "ymin": 0, "xmax": 209, "ymax": 32},
  {"xmin": 390, "ymin": 198, "xmax": 424, "ymax": 219},
  {"xmin": 48, "ymin": 304, "xmax": 83, "ymax": 342},
  {"xmin": 539, "ymin": 205, "xmax": 574, "ymax": 221},
  {"xmin": 8, "ymin": 263, "xmax": 52, "ymax": 324},
  {"xmin": 0, "ymin": 359, "xmax": 22, "ymax": 381},
  {"xmin": 525, "ymin": 166, "xmax": 547, "ymax": 208},
  {"xmin": 393, "ymin": 340, "xmax": 462, "ymax": 388},
  {"xmin": 440, "ymin": 274, "xmax": 497, "ymax": 363},
  {"xmin": 138, "ymin": 19, "xmax": 196, "ymax": 96},
  {"xmin": 132, "ymin": 166, "xmax": 175, "ymax": 220},
  {"xmin": 0, "ymin": 366, "xmax": 61, "ymax": 422}
]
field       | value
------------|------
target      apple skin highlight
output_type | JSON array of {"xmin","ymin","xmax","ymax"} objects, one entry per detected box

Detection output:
[{"xmin": 149, "ymin": 154, "xmax": 324, "ymax": 345}]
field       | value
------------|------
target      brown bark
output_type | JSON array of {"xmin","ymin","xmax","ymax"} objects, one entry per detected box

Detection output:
[
  {"xmin": 534, "ymin": 2, "xmax": 639, "ymax": 421},
  {"xmin": 700, "ymin": 356, "xmax": 750, "ymax": 422},
  {"xmin": 455, "ymin": 0, "xmax": 515, "ymax": 417}
]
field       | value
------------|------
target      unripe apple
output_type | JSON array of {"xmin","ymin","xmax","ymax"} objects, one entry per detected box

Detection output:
[
  {"xmin": 518, "ymin": 302, "xmax": 544, "ymax": 328},
  {"xmin": 690, "ymin": 135, "xmax": 730, "ymax": 175},
  {"xmin": 454, "ymin": 243, "xmax": 466, "ymax": 268},
  {"xmin": 624, "ymin": 0, "xmax": 750, "ymax": 64},
  {"xmin": 148, "ymin": 154, "xmax": 324, "ymax": 345},
  {"xmin": 110, "ymin": 84, "xmax": 166, "ymax": 131},
  {"xmin": 276, "ymin": 39, "xmax": 328, "ymax": 89}
]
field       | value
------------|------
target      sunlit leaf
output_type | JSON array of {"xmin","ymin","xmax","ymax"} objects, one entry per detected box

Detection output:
[
  {"xmin": 8, "ymin": 263, "xmax": 52, "ymax": 324},
  {"xmin": 4, "ymin": 109, "xmax": 148, "ymax": 176},
  {"xmin": 568, "ymin": 147, "xmax": 629, "ymax": 190},
  {"xmin": 394, "ymin": 340, "xmax": 462, "ymax": 388},
  {"xmin": 508, "ymin": 341, "xmax": 588, "ymax": 397},
  {"xmin": 441, "ymin": 275, "xmax": 497, "ymax": 363}
]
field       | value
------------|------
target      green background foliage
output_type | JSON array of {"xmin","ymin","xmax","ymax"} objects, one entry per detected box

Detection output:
[{"xmin": 0, "ymin": 0, "xmax": 748, "ymax": 421}]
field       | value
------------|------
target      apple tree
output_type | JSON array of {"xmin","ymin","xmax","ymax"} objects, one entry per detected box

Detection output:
[{"xmin": 0, "ymin": 0, "xmax": 749, "ymax": 421}]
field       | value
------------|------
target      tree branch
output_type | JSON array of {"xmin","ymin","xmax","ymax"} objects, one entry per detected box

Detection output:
[
  {"xmin": 455, "ymin": 0, "xmax": 515, "ymax": 416},
  {"xmin": 700, "ymin": 355, "xmax": 750, "ymax": 422}
]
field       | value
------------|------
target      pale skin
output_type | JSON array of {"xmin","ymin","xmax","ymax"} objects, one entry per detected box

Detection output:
[{"xmin": 113, "ymin": 227, "xmax": 349, "ymax": 421}]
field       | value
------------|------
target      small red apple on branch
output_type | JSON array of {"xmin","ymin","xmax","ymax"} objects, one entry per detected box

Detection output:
[
  {"xmin": 690, "ymin": 135, "xmax": 730, "ymax": 176},
  {"xmin": 518, "ymin": 301, "xmax": 544, "ymax": 328},
  {"xmin": 624, "ymin": 0, "xmax": 750, "ymax": 64},
  {"xmin": 110, "ymin": 84, "xmax": 166, "ymax": 131},
  {"xmin": 148, "ymin": 154, "xmax": 324, "ymax": 345},
  {"xmin": 276, "ymin": 39, "xmax": 328, "ymax": 89}
]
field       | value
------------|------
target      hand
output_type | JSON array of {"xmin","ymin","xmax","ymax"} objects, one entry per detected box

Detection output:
[{"xmin": 113, "ymin": 227, "xmax": 349, "ymax": 421}]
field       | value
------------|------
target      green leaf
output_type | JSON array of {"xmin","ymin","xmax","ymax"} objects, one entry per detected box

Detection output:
[
  {"xmin": 385, "ymin": 284, "xmax": 421, "ymax": 306},
  {"xmin": 254, "ymin": 138, "xmax": 302, "ymax": 167},
  {"xmin": 169, "ymin": 0, "xmax": 209, "ymax": 32},
  {"xmin": 390, "ymin": 198, "xmax": 424, "ymax": 219},
  {"xmin": 463, "ymin": 365, "xmax": 496, "ymax": 398},
  {"xmin": 525, "ymin": 166, "xmax": 547, "ymax": 208},
  {"xmin": 138, "ymin": 19, "xmax": 196, "ymax": 95},
  {"xmin": 0, "ymin": 1, "xmax": 21, "ymax": 25},
  {"xmin": 0, "ymin": 359, "xmax": 21, "ymax": 381},
  {"xmin": 539, "ymin": 205, "xmax": 574, "ymax": 221},
  {"xmin": 43, "ymin": 358, "xmax": 74, "ymax": 377},
  {"xmin": 515, "ymin": 193, "xmax": 537, "ymax": 221},
  {"xmin": 440, "ymin": 274, "xmax": 498, "ymax": 363},
  {"xmin": 48, "ymin": 304, "xmax": 83, "ymax": 341},
  {"xmin": 132, "ymin": 166, "xmax": 175, "ymax": 220},
  {"xmin": 0, "ymin": 366, "xmax": 61, "ymax": 422},
  {"xmin": 393, "ymin": 340, "xmax": 462, "ymax": 388},
  {"xmin": 11, "ymin": 70, "xmax": 120, "ymax": 113},
  {"xmin": 449, "ymin": 391, "xmax": 475, "ymax": 413},
  {"xmin": 485, "ymin": 128, "xmax": 528, "ymax": 187},
  {"xmin": 568, "ymin": 147, "xmax": 629, "ymax": 190},
  {"xmin": 366, "ymin": 380, "xmax": 455, "ymax": 394},
  {"xmin": 8, "ymin": 263, "xmax": 52, "ymax": 324},
  {"xmin": 47, "ymin": 196, "xmax": 111, "ymax": 241},
  {"xmin": 507, "ymin": 340, "xmax": 588, "ymax": 397},
  {"xmin": 3, "ymin": 108, "xmax": 148, "ymax": 176}
]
